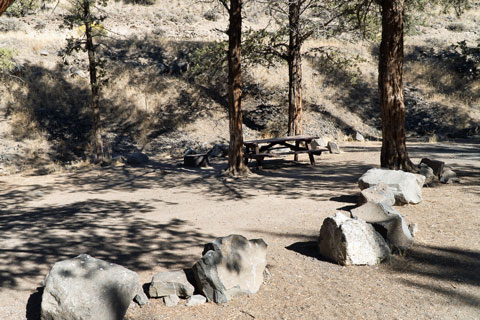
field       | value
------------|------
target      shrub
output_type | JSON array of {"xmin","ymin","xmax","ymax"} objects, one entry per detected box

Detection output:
[
  {"xmin": 203, "ymin": 9, "xmax": 220, "ymax": 21},
  {"xmin": 0, "ymin": 47, "xmax": 16, "ymax": 73},
  {"xmin": 5, "ymin": 0, "xmax": 39, "ymax": 17}
]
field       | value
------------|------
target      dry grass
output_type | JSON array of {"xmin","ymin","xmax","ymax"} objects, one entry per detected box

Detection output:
[{"xmin": 0, "ymin": 0, "xmax": 479, "ymax": 170}]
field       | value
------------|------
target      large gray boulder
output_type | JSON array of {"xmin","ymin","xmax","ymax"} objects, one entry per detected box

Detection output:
[
  {"xmin": 318, "ymin": 212, "xmax": 390, "ymax": 266},
  {"xmin": 358, "ymin": 168, "xmax": 425, "ymax": 205},
  {"xmin": 359, "ymin": 183, "xmax": 395, "ymax": 206},
  {"xmin": 351, "ymin": 202, "xmax": 414, "ymax": 250},
  {"xmin": 41, "ymin": 254, "xmax": 144, "ymax": 320},
  {"xmin": 148, "ymin": 270, "xmax": 194, "ymax": 298},
  {"xmin": 192, "ymin": 234, "xmax": 267, "ymax": 303}
]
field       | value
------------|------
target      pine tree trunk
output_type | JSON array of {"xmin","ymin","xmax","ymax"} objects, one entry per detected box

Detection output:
[
  {"xmin": 288, "ymin": 0, "xmax": 303, "ymax": 136},
  {"xmin": 84, "ymin": 0, "xmax": 103, "ymax": 162},
  {"xmin": 0, "ymin": 0, "xmax": 15, "ymax": 15},
  {"xmin": 227, "ymin": 0, "xmax": 248, "ymax": 175},
  {"xmin": 378, "ymin": 0, "xmax": 414, "ymax": 171}
]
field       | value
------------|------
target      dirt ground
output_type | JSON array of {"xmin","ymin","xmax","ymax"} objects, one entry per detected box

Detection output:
[{"xmin": 0, "ymin": 141, "xmax": 479, "ymax": 320}]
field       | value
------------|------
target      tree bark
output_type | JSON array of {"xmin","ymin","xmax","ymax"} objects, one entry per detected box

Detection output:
[
  {"xmin": 288, "ymin": 0, "xmax": 303, "ymax": 136},
  {"xmin": 0, "ymin": 0, "xmax": 15, "ymax": 15},
  {"xmin": 227, "ymin": 0, "xmax": 248, "ymax": 175},
  {"xmin": 84, "ymin": 0, "xmax": 104, "ymax": 162},
  {"xmin": 378, "ymin": 0, "xmax": 414, "ymax": 171}
]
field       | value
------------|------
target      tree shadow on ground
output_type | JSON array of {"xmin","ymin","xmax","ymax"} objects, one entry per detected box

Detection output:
[
  {"xmin": 285, "ymin": 241, "xmax": 328, "ymax": 262},
  {"xmin": 26, "ymin": 141, "xmax": 479, "ymax": 204},
  {"xmin": 0, "ymin": 197, "xmax": 214, "ymax": 290},
  {"xmin": 52, "ymin": 157, "xmax": 373, "ymax": 202},
  {"xmin": 386, "ymin": 244, "xmax": 480, "ymax": 308}
]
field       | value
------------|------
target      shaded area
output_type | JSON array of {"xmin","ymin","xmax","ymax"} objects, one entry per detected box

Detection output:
[
  {"xmin": 56, "ymin": 158, "xmax": 372, "ymax": 202},
  {"xmin": 285, "ymin": 241, "xmax": 328, "ymax": 262},
  {"xmin": 387, "ymin": 244, "xmax": 480, "ymax": 308},
  {"xmin": 405, "ymin": 45, "xmax": 479, "ymax": 99},
  {"xmin": 0, "ymin": 197, "xmax": 213, "ymax": 289},
  {"xmin": 6, "ymin": 65, "xmax": 92, "ymax": 162},
  {"xmin": 306, "ymin": 44, "xmax": 480, "ymax": 139},
  {"xmin": 26, "ymin": 287, "xmax": 43, "ymax": 320},
  {"xmin": 3, "ymin": 37, "xmax": 226, "ymax": 166}
]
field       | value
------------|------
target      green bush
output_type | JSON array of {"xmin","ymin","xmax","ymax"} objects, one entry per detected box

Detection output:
[
  {"xmin": 0, "ymin": 47, "xmax": 16, "ymax": 73},
  {"xmin": 5, "ymin": 0, "xmax": 40, "ymax": 17}
]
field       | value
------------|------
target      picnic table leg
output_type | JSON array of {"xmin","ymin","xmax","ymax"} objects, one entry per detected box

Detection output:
[
  {"xmin": 244, "ymin": 145, "xmax": 251, "ymax": 165},
  {"xmin": 253, "ymin": 145, "xmax": 264, "ymax": 168},
  {"xmin": 294, "ymin": 141, "xmax": 299, "ymax": 162},
  {"xmin": 306, "ymin": 141, "xmax": 316, "ymax": 166},
  {"xmin": 256, "ymin": 156, "xmax": 264, "ymax": 169}
]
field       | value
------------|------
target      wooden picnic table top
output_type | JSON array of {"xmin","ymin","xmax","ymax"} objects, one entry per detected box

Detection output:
[{"xmin": 243, "ymin": 135, "xmax": 319, "ymax": 145}]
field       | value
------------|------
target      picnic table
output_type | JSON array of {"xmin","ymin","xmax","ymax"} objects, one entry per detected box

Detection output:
[{"xmin": 243, "ymin": 135, "xmax": 327, "ymax": 168}]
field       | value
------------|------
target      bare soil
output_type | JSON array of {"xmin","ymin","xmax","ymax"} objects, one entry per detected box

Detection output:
[{"xmin": 1, "ymin": 141, "xmax": 479, "ymax": 320}]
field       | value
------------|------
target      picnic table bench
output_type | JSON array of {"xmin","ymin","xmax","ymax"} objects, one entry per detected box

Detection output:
[{"xmin": 243, "ymin": 135, "xmax": 327, "ymax": 168}]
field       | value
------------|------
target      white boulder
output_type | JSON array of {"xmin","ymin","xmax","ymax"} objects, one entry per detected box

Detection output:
[
  {"xmin": 358, "ymin": 168, "xmax": 425, "ymax": 205},
  {"xmin": 318, "ymin": 212, "xmax": 390, "ymax": 266}
]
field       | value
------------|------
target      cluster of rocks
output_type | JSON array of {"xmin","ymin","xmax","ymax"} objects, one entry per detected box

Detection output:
[
  {"xmin": 40, "ymin": 235, "xmax": 268, "ymax": 319},
  {"xmin": 418, "ymin": 158, "xmax": 460, "ymax": 185},
  {"xmin": 318, "ymin": 159, "xmax": 459, "ymax": 266},
  {"xmin": 318, "ymin": 168, "xmax": 423, "ymax": 266}
]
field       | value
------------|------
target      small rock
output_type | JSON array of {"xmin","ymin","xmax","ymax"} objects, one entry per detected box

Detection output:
[
  {"xmin": 359, "ymin": 183, "xmax": 395, "ymax": 206},
  {"xmin": 126, "ymin": 152, "xmax": 149, "ymax": 166},
  {"xmin": 318, "ymin": 212, "xmax": 390, "ymax": 266},
  {"xmin": 263, "ymin": 267, "xmax": 271, "ymax": 284},
  {"xmin": 327, "ymin": 141, "xmax": 340, "ymax": 154},
  {"xmin": 186, "ymin": 295, "xmax": 207, "ymax": 307},
  {"xmin": 355, "ymin": 132, "xmax": 365, "ymax": 142},
  {"xmin": 134, "ymin": 287, "xmax": 149, "ymax": 306},
  {"xmin": 149, "ymin": 270, "xmax": 195, "ymax": 298},
  {"xmin": 440, "ymin": 167, "xmax": 460, "ymax": 184},
  {"xmin": 163, "ymin": 294, "xmax": 180, "ymax": 307}
]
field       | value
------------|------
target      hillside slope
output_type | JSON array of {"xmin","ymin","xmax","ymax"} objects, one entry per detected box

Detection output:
[{"xmin": 0, "ymin": 0, "xmax": 478, "ymax": 173}]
